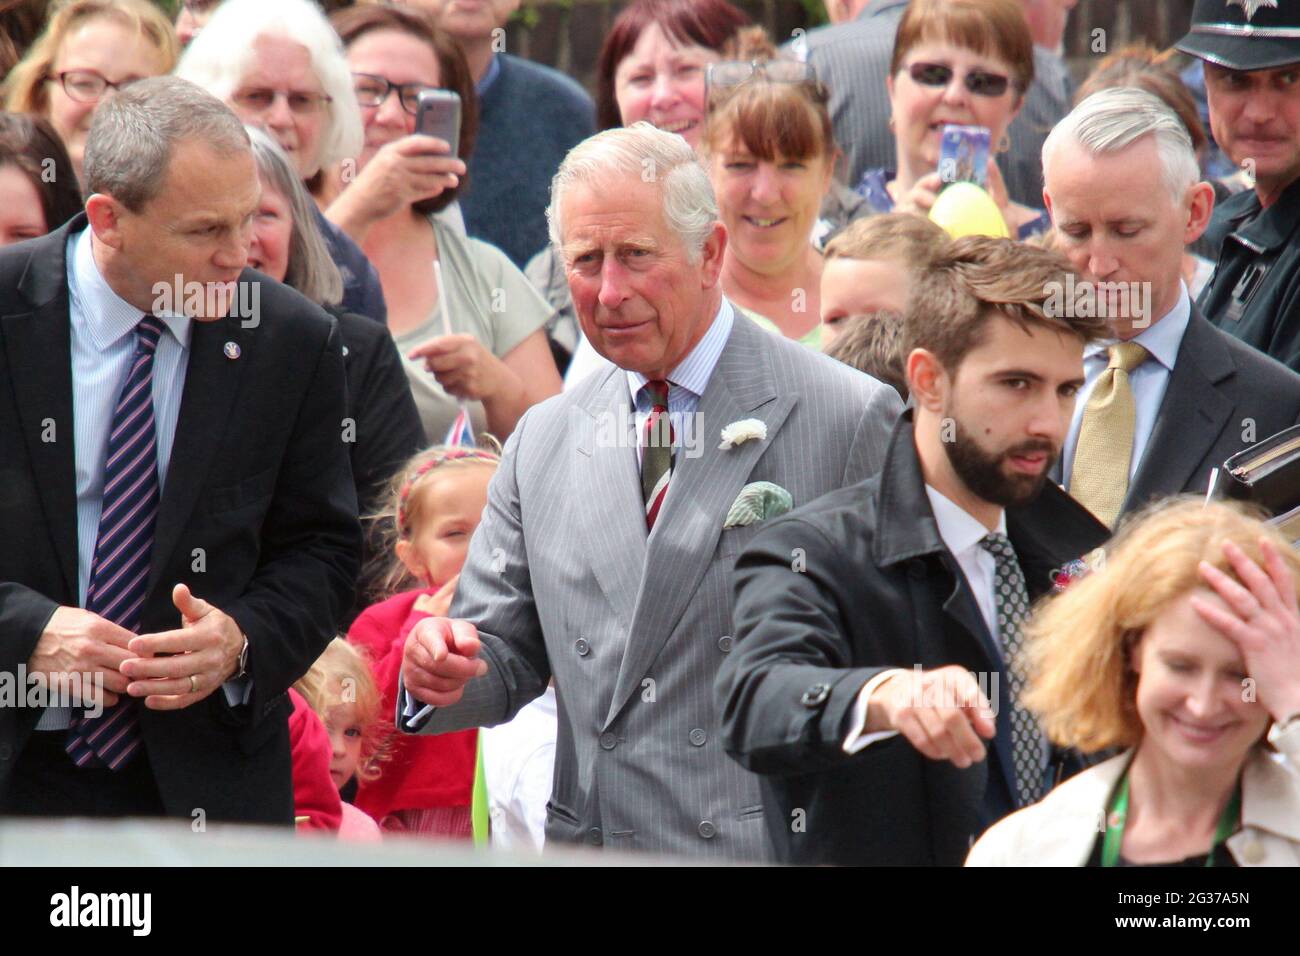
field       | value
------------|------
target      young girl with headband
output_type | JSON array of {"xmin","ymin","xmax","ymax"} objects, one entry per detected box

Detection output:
[{"xmin": 347, "ymin": 444, "xmax": 499, "ymax": 838}]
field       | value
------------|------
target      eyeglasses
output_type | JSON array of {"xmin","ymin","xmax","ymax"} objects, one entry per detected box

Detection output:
[
  {"xmin": 705, "ymin": 59, "xmax": 828, "ymax": 106},
  {"xmin": 351, "ymin": 73, "xmax": 434, "ymax": 115},
  {"xmin": 47, "ymin": 69, "xmax": 142, "ymax": 103},
  {"xmin": 906, "ymin": 62, "xmax": 1014, "ymax": 97},
  {"xmin": 231, "ymin": 87, "xmax": 333, "ymax": 115}
]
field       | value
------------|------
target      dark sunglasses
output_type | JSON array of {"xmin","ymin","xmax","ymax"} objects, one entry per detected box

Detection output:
[{"xmin": 906, "ymin": 62, "xmax": 1014, "ymax": 97}]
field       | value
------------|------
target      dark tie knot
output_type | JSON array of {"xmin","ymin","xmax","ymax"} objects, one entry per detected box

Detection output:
[
  {"xmin": 642, "ymin": 378, "xmax": 670, "ymax": 409},
  {"xmin": 980, "ymin": 532, "xmax": 1015, "ymax": 562}
]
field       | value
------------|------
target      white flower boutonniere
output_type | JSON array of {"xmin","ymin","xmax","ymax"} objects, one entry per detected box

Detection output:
[{"xmin": 718, "ymin": 418, "xmax": 767, "ymax": 450}]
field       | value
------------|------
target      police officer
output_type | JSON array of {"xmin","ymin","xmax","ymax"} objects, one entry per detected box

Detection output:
[{"xmin": 1178, "ymin": 0, "xmax": 1300, "ymax": 372}]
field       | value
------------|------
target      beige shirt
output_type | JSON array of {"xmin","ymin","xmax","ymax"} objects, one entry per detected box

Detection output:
[
  {"xmin": 394, "ymin": 214, "xmax": 554, "ymax": 444},
  {"xmin": 966, "ymin": 721, "xmax": 1300, "ymax": 866}
]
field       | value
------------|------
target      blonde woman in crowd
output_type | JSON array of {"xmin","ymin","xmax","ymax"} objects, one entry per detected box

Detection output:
[{"xmin": 969, "ymin": 499, "xmax": 1300, "ymax": 866}]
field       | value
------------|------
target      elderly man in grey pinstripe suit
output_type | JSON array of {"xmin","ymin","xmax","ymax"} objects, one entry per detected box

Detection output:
[
  {"xmin": 789, "ymin": 0, "xmax": 1072, "ymax": 208},
  {"xmin": 396, "ymin": 124, "xmax": 903, "ymax": 860}
]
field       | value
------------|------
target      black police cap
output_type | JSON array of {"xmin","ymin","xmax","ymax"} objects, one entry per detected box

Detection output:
[{"xmin": 1176, "ymin": 0, "xmax": 1300, "ymax": 71}]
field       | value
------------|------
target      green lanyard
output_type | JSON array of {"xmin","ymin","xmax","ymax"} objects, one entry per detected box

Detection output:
[{"xmin": 1101, "ymin": 772, "xmax": 1242, "ymax": 867}]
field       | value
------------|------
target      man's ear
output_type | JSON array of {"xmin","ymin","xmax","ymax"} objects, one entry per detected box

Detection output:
[
  {"xmin": 906, "ymin": 347, "xmax": 948, "ymax": 413},
  {"xmin": 85, "ymin": 194, "xmax": 125, "ymax": 250},
  {"xmin": 699, "ymin": 220, "xmax": 727, "ymax": 289},
  {"xmin": 1183, "ymin": 181, "xmax": 1216, "ymax": 246}
]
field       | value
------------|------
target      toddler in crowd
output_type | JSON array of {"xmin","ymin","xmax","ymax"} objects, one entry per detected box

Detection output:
[
  {"xmin": 348, "ymin": 445, "xmax": 499, "ymax": 838},
  {"xmin": 294, "ymin": 639, "xmax": 385, "ymax": 841}
]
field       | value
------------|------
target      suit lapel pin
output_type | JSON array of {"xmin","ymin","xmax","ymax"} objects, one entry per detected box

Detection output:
[{"xmin": 223, "ymin": 341, "xmax": 241, "ymax": 360}]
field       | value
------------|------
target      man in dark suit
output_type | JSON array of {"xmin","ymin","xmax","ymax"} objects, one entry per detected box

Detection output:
[
  {"xmin": 0, "ymin": 77, "xmax": 359, "ymax": 822},
  {"xmin": 1043, "ymin": 88, "xmax": 1300, "ymax": 528},
  {"xmin": 717, "ymin": 237, "xmax": 1110, "ymax": 866}
]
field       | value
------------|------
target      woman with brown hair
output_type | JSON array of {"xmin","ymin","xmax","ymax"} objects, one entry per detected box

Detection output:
[
  {"xmin": 0, "ymin": 112, "xmax": 83, "ymax": 244},
  {"xmin": 861, "ymin": 0, "xmax": 1047, "ymax": 239},
  {"xmin": 327, "ymin": 3, "xmax": 561, "ymax": 444},
  {"xmin": 968, "ymin": 498, "xmax": 1300, "ymax": 866},
  {"xmin": 697, "ymin": 27, "xmax": 835, "ymax": 346},
  {"xmin": 2, "ymin": 0, "xmax": 177, "ymax": 184}
]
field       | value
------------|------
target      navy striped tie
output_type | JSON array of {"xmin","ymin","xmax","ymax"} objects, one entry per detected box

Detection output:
[{"xmin": 66, "ymin": 314, "xmax": 166, "ymax": 771}]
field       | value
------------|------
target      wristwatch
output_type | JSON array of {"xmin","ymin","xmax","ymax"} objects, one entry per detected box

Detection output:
[{"xmin": 235, "ymin": 635, "xmax": 250, "ymax": 679}]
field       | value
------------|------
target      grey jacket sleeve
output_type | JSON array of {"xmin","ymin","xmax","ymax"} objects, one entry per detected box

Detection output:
[
  {"xmin": 400, "ymin": 409, "xmax": 552, "ymax": 735},
  {"xmin": 842, "ymin": 382, "xmax": 904, "ymax": 486}
]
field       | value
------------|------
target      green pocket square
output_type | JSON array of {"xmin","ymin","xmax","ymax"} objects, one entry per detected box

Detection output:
[{"xmin": 724, "ymin": 481, "xmax": 794, "ymax": 529}]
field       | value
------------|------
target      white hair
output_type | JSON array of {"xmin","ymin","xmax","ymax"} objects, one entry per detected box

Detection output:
[
  {"xmin": 174, "ymin": 0, "xmax": 362, "ymax": 178},
  {"xmin": 1043, "ymin": 86, "xmax": 1202, "ymax": 203},
  {"xmin": 547, "ymin": 122, "xmax": 718, "ymax": 263}
]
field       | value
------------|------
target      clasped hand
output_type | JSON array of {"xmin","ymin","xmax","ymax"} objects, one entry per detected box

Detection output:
[{"xmin": 28, "ymin": 583, "xmax": 244, "ymax": 712}]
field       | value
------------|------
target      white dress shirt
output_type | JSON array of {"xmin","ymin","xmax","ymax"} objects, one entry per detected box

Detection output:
[
  {"xmin": 1060, "ymin": 285, "xmax": 1192, "ymax": 490},
  {"xmin": 842, "ymin": 486, "xmax": 1005, "ymax": 753}
]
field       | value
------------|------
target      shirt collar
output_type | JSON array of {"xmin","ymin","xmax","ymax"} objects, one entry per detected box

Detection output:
[
  {"xmin": 1231, "ymin": 174, "xmax": 1300, "ymax": 254},
  {"xmin": 70, "ymin": 224, "xmax": 192, "ymax": 352},
  {"xmin": 924, "ymin": 484, "xmax": 1006, "ymax": 558},
  {"xmin": 1083, "ymin": 282, "xmax": 1190, "ymax": 372},
  {"xmin": 626, "ymin": 298, "xmax": 733, "ymax": 404},
  {"xmin": 476, "ymin": 54, "xmax": 502, "ymax": 97}
]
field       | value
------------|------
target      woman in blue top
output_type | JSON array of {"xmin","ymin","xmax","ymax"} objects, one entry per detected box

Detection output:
[{"xmin": 858, "ymin": 0, "xmax": 1050, "ymax": 241}]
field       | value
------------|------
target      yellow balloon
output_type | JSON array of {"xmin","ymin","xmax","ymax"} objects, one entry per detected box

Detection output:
[{"xmin": 928, "ymin": 182, "xmax": 1010, "ymax": 239}]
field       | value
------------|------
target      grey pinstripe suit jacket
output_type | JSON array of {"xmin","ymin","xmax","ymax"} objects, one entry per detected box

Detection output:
[
  {"xmin": 408, "ymin": 307, "xmax": 902, "ymax": 859},
  {"xmin": 791, "ymin": 0, "xmax": 1072, "ymax": 209}
]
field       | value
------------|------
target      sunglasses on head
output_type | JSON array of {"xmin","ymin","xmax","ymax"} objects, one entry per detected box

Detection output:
[
  {"xmin": 705, "ymin": 59, "xmax": 829, "ymax": 106},
  {"xmin": 906, "ymin": 62, "xmax": 1013, "ymax": 97}
]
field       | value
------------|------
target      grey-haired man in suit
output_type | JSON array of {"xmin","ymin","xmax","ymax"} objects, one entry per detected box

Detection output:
[
  {"xmin": 1043, "ymin": 87, "xmax": 1300, "ymax": 528},
  {"xmin": 396, "ymin": 123, "xmax": 902, "ymax": 859}
]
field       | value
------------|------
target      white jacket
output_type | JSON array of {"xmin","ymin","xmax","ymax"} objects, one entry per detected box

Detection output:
[{"xmin": 966, "ymin": 722, "xmax": 1300, "ymax": 866}]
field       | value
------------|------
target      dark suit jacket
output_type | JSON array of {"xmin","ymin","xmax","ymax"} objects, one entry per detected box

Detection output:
[
  {"xmin": 716, "ymin": 413, "xmax": 1110, "ymax": 866},
  {"xmin": 330, "ymin": 307, "xmax": 424, "ymax": 626},
  {"xmin": 1058, "ymin": 308, "xmax": 1300, "ymax": 517},
  {"xmin": 0, "ymin": 215, "xmax": 361, "ymax": 823}
]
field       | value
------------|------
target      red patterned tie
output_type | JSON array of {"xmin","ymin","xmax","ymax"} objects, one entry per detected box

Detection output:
[{"xmin": 640, "ymin": 379, "xmax": 674, "ymax": 530}]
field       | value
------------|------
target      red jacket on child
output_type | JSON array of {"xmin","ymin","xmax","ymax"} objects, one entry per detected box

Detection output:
[
  {"xmin": 288, "ymin": 688, "xmax": 343, "ymax": 832},
  {"xmin": 348, "ymin": 587, "xmax": 478, "ymax": 822}
]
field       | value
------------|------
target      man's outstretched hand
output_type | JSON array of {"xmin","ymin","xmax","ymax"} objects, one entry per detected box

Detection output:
[{"xmin": 402, "ymin": 617, "xmax": 488, "ymax": 708}]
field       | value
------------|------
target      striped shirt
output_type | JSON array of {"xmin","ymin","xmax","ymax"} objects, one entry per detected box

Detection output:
[
  {"xmin": 36, "ymin": 227, "xmax": 192, "ymax": 731},
  {"xmin": 626, "ymin": 299, "xmax": 733, "ymax": 465}
]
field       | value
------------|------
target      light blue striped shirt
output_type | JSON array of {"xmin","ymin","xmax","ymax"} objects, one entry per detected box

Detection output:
[
  {"xmin": 37, "ymin": 226, "xmax": 193, "ymax": 731},
  {"xmin": 1061, "ymin": 285, "xmax": 1192, "ymax": 489},
  {"xmin": 626, "ymin": 298, "xmax": 733, "ymax": 464}
]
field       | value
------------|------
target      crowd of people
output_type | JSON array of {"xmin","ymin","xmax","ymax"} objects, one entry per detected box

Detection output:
[{"xmin": 0, "ymin": 0, "xmax": 1299, "ymax": 867}]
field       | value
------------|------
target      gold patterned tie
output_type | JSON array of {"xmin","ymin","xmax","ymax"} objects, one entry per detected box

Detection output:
[{"xmin": 1070, "ymin": 342, "xmax": 1148, "ymax": 528}]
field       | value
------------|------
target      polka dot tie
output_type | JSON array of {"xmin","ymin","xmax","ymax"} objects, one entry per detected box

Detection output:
[{"xmin": 979, "ymin": 532, "xmax": 1045, "ymax": 805}]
